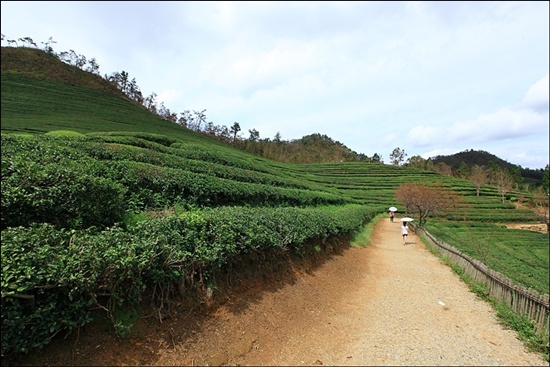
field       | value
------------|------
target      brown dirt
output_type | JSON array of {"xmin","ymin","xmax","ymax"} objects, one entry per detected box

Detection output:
[
  {"xmin": 503, "ymin": 223, "xmax": 548, "ymax": 233},
  {"xmin": 11, "ymin": 219, "xmax": 548, "ymax": 366}
]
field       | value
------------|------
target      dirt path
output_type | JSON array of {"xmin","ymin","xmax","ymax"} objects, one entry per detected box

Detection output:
[
  {"xmin": 151, "ymin": 218, "xmax": 547, "ymax": 366},
  {"xmin": 17, "ymin": 218, "xmax": 547, "ymax": 366}
]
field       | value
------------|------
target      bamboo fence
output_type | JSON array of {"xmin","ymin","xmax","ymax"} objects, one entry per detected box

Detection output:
[{"xmin": 413, "ymin": 225, "xmax": 549, "ymax": 339}]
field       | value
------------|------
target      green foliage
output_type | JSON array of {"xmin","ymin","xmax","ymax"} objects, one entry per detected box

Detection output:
[
  {"xmin": 350, "ymin": 213, "xmax": 387, "ymax": 247},
  {"xmin": 1, "ymin": 205, "xmax": 375, "ymax": 357},
  {"xmin": 45, "ymin": 130, "xmax": 85, "ymax": 137},
  {"xmin": 1, "ymin": 135, "xmax": 127, "ymax": 229}
]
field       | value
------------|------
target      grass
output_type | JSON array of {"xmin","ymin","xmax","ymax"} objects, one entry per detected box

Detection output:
[
  {"xmin": 351, "ymin": 212, "xmax": 387, "ymax": 248},
  {"xmin": 425, "ymin": 220, "xmax": 549, "ymax": 294}
]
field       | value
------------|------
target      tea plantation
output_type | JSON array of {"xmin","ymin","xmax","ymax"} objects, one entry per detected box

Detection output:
[{"xmin": 1, "ymin": 47, "xmax": 548, "ymax": 359}]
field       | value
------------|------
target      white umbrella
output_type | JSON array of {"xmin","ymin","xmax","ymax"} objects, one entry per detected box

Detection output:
[
  {"xmin": 389, "ymin": 207, "xmax": 398, "ymax": 212},
  {"xmin": 400, "ymin": 217, "xmax": 414, "ymax": 222}
]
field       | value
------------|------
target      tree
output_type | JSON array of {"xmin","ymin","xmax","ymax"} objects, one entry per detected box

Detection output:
[
  {"xmin": 509, "ymin": 165, "xmax": 523, "ymax": 189},
  {"xmin": 19, "ymin": 37, "xmax": 37, "ymax": 48},
  {"xmin": 41, "ymin": 36, "xmax": 57, "ymax": 54},
  {"xmin": 494, "ymin": 168, "xmax": 514, "ymax": 203},
  {"xmin": 486, "ymin": 160, "xmax": 500, "ymax": 183},
  {"xmin": 434, "ymin": 162, "xmax": 452, "ymax": 176},
  {"xmin": 248, "ymin": 129, "xmax": 260, "ymax": 142},
  {"xmin": 144, "ymin": 92, "xmax": 158, "ymax": 113},
  {"xmin": 389, "ymin": 147, "xmax": 407, "ymax": 166},
  {"xmin": 469, "ymin": 165, "xmax": 487, "ymax": 197},
  {"xmin": 406, "ymin": 155, "xmax": 426, "ymax": 169},
  {"xmin": 457, "ymin": 162, "xmax": 470, "ymax": 179},
  {"xmin": 371, "ymin": 153, "xmax": 383, "ymax": 163},
  {"xmin": 531, "ymin": 187, "xmax": 549, "ymax": 232},
  {"xmin": 230, "ymin": 122, "xmax": 241, "ymax": 142},
  {"xmin": 542, "ymin": 164, "xmax": 549, "ymax": 194},
  {"xmin": 395, "ymin": 182, "xmax": 462, "ymax": 227},
  {"xmin": 190, "ymin": 109, "xmax": 207, "ymax": 132},
  {"xmin": 86, "ymin": 57, "xmax": 100, "ymax": 75}
]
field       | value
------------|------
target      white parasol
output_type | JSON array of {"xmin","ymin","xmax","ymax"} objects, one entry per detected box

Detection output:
[
  {"xmin": 389, "ymin": 207, "xmax": 398, "ymax": 212},
  {"xmin": 400, "ymin": 217, "xmax": 414, "ymax": 222}
]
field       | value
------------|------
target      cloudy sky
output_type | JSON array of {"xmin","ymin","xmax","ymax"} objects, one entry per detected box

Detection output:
[{"xmin": 2, "ymin": 1, "xmax": 548, "ymax": 169}]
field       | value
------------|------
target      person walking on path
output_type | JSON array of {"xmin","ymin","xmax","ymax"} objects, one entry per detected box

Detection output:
[
  {"xmin": 389, "ymin": 211, "xmax": 395, "ymax": 222},
  {"xmin": 401, "ymin": 222, "xmax": 409, "ymax": 244}
]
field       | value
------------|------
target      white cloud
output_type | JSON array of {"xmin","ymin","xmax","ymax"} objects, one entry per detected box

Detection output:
[
  {"xmin": 407, "ymin": 125, "xmax": 443, "ymax": 147},
  {"xmin": 520, "ymin": 74, "xmax": 550, "ymax": 113},
  {"xmin": 449, "ymin": 108, "xmax": 548, "ymax": 142}
]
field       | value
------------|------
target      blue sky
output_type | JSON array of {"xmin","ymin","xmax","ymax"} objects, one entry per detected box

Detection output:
[{"xmin": 2, "ymin": 1, "xmax": 548, "ymax": 169}]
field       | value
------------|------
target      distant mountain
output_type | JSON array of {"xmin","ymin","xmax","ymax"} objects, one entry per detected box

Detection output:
[
  {"xmin": 431, "ymin": 149, "xmax": 514, "ymax": 170},
  {"xmin": 430, "ymin": 149, "xmax": 544, "ymax": 186}
]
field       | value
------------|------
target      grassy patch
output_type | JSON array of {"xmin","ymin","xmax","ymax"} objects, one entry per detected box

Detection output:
[{"xmin": 351, "ymin": 212, "xmax": 387, "ymax": 248}]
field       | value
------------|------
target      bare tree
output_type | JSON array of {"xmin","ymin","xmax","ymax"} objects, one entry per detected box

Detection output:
[
  {"xmin": 41, "ymin": 36, "xmax": 57, "ymax": 54},
  {"xmin": 434, "ymin": 162, "xmax": 452, "ymax": 176},
  {"xmin": 469, "ymin": 165, "xmax": 487, "ymax": 197},
  {"xmin": 177, "ymin": 110, "xmax": 192, "ymax": 128},
  {"xmin": 191, "ymin": 109, "xmax": 207, "ymax": 132},
  {"xmin": 75, "ymin": 54, "xmax": 87, "ymax": 69},
  {"xmin": 495, "ymin": 168, "xmax": 514, "ymax": 203},
  {"xmin": 531, "ymin": 187, "xmax": 549, "ymax": 232},
  {"xmin": 19, "ymin": 37, "xmax": 37, "ymax": 48},
  {"xmin": 86, "ymin": 57, "xmax": 100, "ymax": 75},
  {"xmin": 144, "ymin": 92, "xmax": 158, "ymax": 113},
  {"xmin": 395, "ymin": 182, "xmax": 463, "ymax": 227}
]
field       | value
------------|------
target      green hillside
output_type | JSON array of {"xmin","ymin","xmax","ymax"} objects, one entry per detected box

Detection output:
[{"xmin": 1, "ymin": 46, "xmax": 547, "ymax": 360}]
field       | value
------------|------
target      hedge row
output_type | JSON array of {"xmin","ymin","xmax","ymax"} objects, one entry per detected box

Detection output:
[{"xmin": 1, "ymin": 204, "xmax": 376, "ymax": 357}]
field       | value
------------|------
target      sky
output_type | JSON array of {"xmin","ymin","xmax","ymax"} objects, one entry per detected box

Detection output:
[{"xmin": 1, "ymin": 1, "xmax": 549, "ymax": 169}]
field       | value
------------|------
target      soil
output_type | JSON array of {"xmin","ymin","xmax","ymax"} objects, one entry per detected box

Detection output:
[
  {"xmin": 11, "ymin": 219, "xmax": 548, "ymax": 366},
  {"xmin": 503, "ymin": 223, "xmax": 547, "ymax": 233}
]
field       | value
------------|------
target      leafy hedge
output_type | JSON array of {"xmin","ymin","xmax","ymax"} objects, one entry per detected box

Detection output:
[
  {"xmin": 1, "ymin": 204, "xmax": 376, "ymax": 357},
  {"xmin": 1, "ymin": 151, "xmax": 127, "ymax": 229},
  {"xmin": 1, "ymin": 134, "xmax": 349, "ymax": 230}
]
